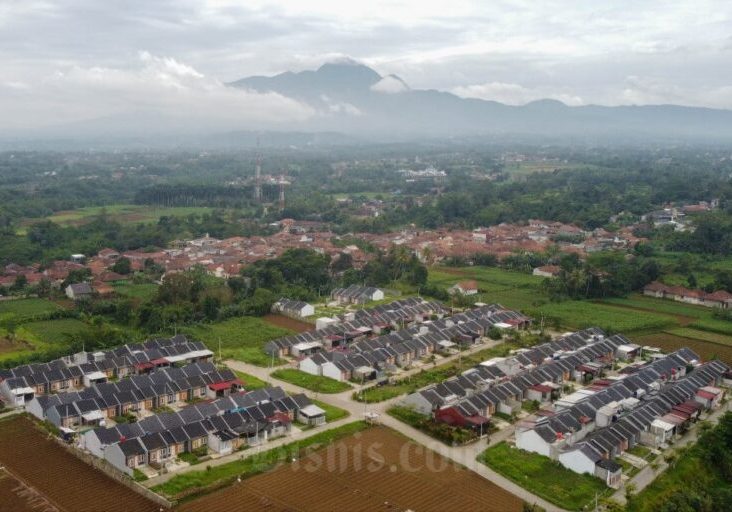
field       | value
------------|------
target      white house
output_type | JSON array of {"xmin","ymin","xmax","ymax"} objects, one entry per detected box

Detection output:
[
  {"xmin": 65, "ymin": 282, "xmax": 93, "ymax": 300},
  {"xmin": 449, "ymin": 280, "xmax": 478, "ymax": 296},
  {"xmin": 272, "ymin": 298, "xmax": 315, "ymax": 319},
  {"xmin": 297, "ymin": 404, "xmax": 326, "ymax": 426},
  {"xmin": 558, "ymin": 443, "xmax": 602, "ymax": 475}
]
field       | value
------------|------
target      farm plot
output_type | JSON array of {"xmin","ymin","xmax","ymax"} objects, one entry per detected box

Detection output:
[
  {"xmin": 0, "ymin": 416, "xmax": 158, "ymax": 512},
  {"xmin": 177, "ymin": 426, "xmax": 523, "ymax": 512},
  {"xmin": 633, "ymin": 332, "xmax": 732, "ymax": 365},
  {"xmin": 0, "ymin": 298, "xmax": 62, "ymax": 324}
]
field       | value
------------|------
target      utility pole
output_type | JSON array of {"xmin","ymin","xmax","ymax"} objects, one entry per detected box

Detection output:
[
  {"xmin": 254, "ymin": 136, "xmax": 262, "ymax": 203},
  {"xmin": 218, "ymin": 337, "xmax": 222, "ymax": 363}
]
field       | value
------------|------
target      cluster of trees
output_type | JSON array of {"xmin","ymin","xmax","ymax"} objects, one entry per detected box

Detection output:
[{"xmin": 538, "ymin": 251, "xmax": 660, "ymax": 300}]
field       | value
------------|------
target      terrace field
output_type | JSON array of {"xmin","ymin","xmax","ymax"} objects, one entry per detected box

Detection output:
[
  {"xmin": 16, "ymin": 318, "xmax": 92, "ymax": 347},
  {"xmin": 184, "ymin": 316, "xmax": 293, "ymax": 367}
]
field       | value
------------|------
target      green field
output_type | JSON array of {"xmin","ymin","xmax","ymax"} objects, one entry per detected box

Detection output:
[
  {"xmin": 428, "ymin": 266, "xmax": 545, "ymax": 310},
  {"xmin": 270, "ymin": 368, "xmax": 352, "ymax": 393},
  {"xmin": 0, "ymin": 298, "xmax": 62, "ymax": 324},
  {"xmin": 22, "ymin": 204, "xmax": 213, "ymax": 230},
  {"xmin": 310, "ymin": 399, "xmax": 349, "ymax": 422},
  {"xmin": 479, "ymin": 442, "xmax": 609, "ymax": 510},
  {"xmin": 533, "ymin": 301, "xmax": 677, "ymax": 333},
  {"xmin": 112, "ymin": 282, "xmax": 159, "ymax": 300},
  {"xmin": 184, "ymin": 316, "xmax": 293, "ymax": 366},
  {"xmin": 666, "ymin": 327, "xmax": 732, "ymax": 346},
  {"xmin": 231, "ymin": 369, "xmax": 269, "ymax": 390},
  {"xmin": 152, "ymin": 421, "xmax": 369, "ymax": 501},
  {"xmin": 16, "ymin": 318, "xmax": 92, "ymax": 347}
]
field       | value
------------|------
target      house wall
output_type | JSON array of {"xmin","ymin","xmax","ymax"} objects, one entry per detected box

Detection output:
[
  {"xmin": 299, "ymin": 358, "xmax": 321, "ymax": 376},
  {"xmin": 103, "ymin": 445, "xmax": 135, "ymax": 476},
  {"xmin": 26, "ymin": 398, "xmax": 47, "ymax": 420},
  {"xmin": 80, "ymin": 431, "xmax": 105, "ymax": 458},
  {"xmin": 558, "ymin": 449, "xmax": 596, "ymax": 475},
  {"xmin": 321, "ymin": 362, "xmax": 345, "ymax": 382},
  {"xmin": 515, "ymin": 429, "xmax": 554, "ymax": 458}
]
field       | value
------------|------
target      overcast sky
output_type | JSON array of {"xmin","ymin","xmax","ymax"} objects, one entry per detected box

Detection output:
[{"xmin": 2, "ymin": 0, "xmax": 731, "ymax": 131}]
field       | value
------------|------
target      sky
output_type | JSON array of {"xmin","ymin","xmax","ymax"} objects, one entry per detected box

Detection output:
[{"xmin": 1, "ymin": 0, "xmax": 731, "ymax": 132}]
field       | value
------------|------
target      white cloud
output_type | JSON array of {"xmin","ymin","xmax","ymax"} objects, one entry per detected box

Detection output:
[
  {"xmin": 319, "ymin": 95, "xmax": 362, "ymax": 116},
  {"xmin": 0, "ymin": 52, "xmax": 315, "ymax": 133},
  {"xmin": 452, "ymin": 81, "xmax": 584, "ymax": 106},
  {"xmin": 371, "ymin": 75, "xmax": 409, "ymax": 94}
]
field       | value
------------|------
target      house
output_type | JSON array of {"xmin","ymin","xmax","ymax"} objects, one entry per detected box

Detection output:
[
  {"xmin": 449, "ymin": 280, "xmax": 478, "ymax": 296},
  {"xmin": 297, "ymin": 404, "xmax": 326, "ymax": 426},
  {"xmin": 104, "ymin": 438, "xmax": 147, "ymax": 475},
  {"xmin": 272, "ymin": 298, "xmax": 315, "ymax": 319},
  {"xmin": 65, "ymin": 282, "xmax": 93, "ymax": 300},
  {"xmin": 532, "ymin": 265, "xmax": 561, "ymax": 278},
  {"xmin": 695, "ymin": 386, "xmax": 724, "ymax": 409},
  {"xmin": 433, "ymin": 406, "xmax": 490, "ymax": 434},
  {"xmin": 595, "ymin": 458, "xmax": 623, "ymax": 488},
  {"xmin": 558, "ymin": 443, "xmax": 602, "ymax": 475}
]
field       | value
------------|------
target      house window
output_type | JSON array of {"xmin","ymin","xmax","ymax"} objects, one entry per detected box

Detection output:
[
  {"xmin": 161, "ymin": 446, "xmax": 171, "ymax": 458},
  {"xmin": 136, "ymin": 454, "xmax": 145, "ymax": 465},
  {"xmin": 167, "ymin": 393, "xmax": 174, "ymax": 403},
  {"xmin": 199, "ymin": 388, "xmax": 206, "ymax": 397}
]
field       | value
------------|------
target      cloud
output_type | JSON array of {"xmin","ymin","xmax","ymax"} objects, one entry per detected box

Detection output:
[
  {"xmin": 0, "ymin": 52, "xmax": 315, "ymax": 133},
  {"xmin": 452, "ymin": 81, "xmax": 584, "ymax": 106},
  {"xmin": 319, "ymin": 95, "xmax": 362, "ymax": 116},
  {"xmin": 371, "ymin": 75, "xmax": 409, "ymax": 94}
]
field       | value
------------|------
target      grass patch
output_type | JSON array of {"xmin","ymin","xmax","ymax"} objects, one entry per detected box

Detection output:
[
  {"xmin": 184, "ymin": 316, "xmax": 292, "ymax": 367},
  {"xmin": 270, "ymin": 368, "xmax": 352, "ymax": 393},
  {"xmin": 231, "ymin": 369, "xmax": 269, "ymax": 390},
  {"xmin": 480, "ymin": 442, "xmax": 609, "ymax": 510},
  {"xmin": 27, "ymin": 204, "xmax": 213, "ymax": 228},
  {"xmin": 311, "ymin": 399, "xmax": 349, "ymax": 422},
  {"xmin": 112, "ymin": 282, "xmax": 158, "ymax": 300},
  {"xmin": 689, "ymin": 317, "xmax": 732, "ymax": 336},
  {"xmin": 152, "ymin": 421, "xmax": 370, "ymax": 501}
]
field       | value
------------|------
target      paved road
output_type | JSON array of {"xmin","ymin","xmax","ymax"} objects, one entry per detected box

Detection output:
[
  {"xmin": 225, "ymin": 342, "xmax": 567, "ymax": 512},
  {"xmin": 612, "ymin": 400, "xmax": 732, "ymax": 504}
]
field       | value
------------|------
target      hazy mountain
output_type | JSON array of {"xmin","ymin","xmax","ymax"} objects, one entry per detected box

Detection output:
[{"xmin": 231, "ymin": 61, "xmax": 732, "ymax": 142}]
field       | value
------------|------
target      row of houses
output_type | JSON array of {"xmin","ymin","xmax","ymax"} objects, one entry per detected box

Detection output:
[
  {"xmin": 27, "ymin": 361, "xmax": 243, "ymax": 429},
  {"xmin": 264, "ymin": 297, "xmax": 449, "ymax": 358},
  {"xmin": 299, "ymin": 304, "xmax": 532, "ymax": 382},
  {"xmin": 0, "ymin": 335, "xmax": 213, "ymax": 407},
  {"xmin": 533, "ymin": 359, "xmax": 729, "ymax": 487},
  {"xmin": 330, "ymin": 285, "xmax": 385, "ymax": 305},
  {"xmin": 644, "ymin": 281, "xmax": 732, "ymax": 309},
  {"xmin": 401, "ymin": 328, "xmax": 626, "ymax": 421},
  {"xmin": 80, "ymin": 386, "xmax": 324, "ymax": 476},
  {"xmin": 272, "ymin": 298, "xmax": 315, "ymax": 319}
]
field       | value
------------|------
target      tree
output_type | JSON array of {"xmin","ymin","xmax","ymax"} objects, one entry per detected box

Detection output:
[{"xmin": 111, "ymin": 257, "xmax": 132, "ymax": 275}]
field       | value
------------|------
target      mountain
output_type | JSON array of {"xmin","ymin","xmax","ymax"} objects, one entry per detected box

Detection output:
[{"xmin": 230, "ymin": 62, "xmax": 732, "ymax": 142}]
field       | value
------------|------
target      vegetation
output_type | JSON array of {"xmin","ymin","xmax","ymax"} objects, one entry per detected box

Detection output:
[
  {"xmin": 628, "ymin": 413, "xmax": 732, "ymax": 512},
  {"xmin": 270, "ymin": 368, "xmax": 352, "ymax": 393},
  {"xmin": 152, "ymin": 421, "xmax": 370, "ymax": 501},
  {"xmin": 311, "ymin": 399, "xmax": 349, "ymax": 422},
  {"xmin": 230, "ymin": 369, "xmax": 269, "ymax": 390},
  {"xmin": 388, "ymin": 405, "xmax": 480, "ymax": 445},
  {"xmin": 184, "ymin": 316, "xmax": 292, "ymax": 366},
  {"xmin": 479, "ymin": 442, "xmax": 609, "ymax": 511}
]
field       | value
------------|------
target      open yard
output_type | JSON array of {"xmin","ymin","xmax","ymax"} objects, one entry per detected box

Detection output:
[
  {"xmin": 479, "ymin": 442, "xmax": 609, "ymax": 511},
  {"xmin": 184, "ymin": 316, "xmax": 293, "ymax": 366},
  {"xmin": 271, "ymin": 368, "xmax": 352, "ymax": 393},
  {"xmin": 0, "ymin": 416, "xmax": 158, "ymax": 512},
  {"xmin": 113, "ymin": 282, "xmax": 159, "ymax": 301},
  {"xmin": 175, "ymin": 426, "xmax": 523, "ymax": 512}
]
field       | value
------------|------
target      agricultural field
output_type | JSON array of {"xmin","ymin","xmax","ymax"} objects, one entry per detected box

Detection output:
[
  {"xmin": 633, "ymin": 332, "xmax": 732, "ymax": 364},
  {"xmin": 16, "ymin": 318, "xmax": 92, "ymax": 347},
  {"xmin": 112, "ymin": 282, "xmax": 159, "ymax": 301},
  {"xmin": 0, "ymin": 416, "xmax": 159, "ymax": 512},
  {"xmin": 270, "ymin": 368, "xmax": 352, "ymax": 393},
  {"xmin": 184, "ymin": 316, "xmax": 293, "ymax": 367},
  {"xmin": 533, "ymin": 300, "xmax": 678, "ymax": 333},
  {"xmin": 175, "ymin": 426, "xmax": 523, "ymax": 512},
  {"xmin": 0, "ymin": 298, "xmax": 62, "ymax": 324},
  {"xmin": 479, "ymin": 442, "xmax": 609, "ymax": 510},
  {"xmin": 20, "ymin": 204, "xmax": 212, "ymax": 230}
]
